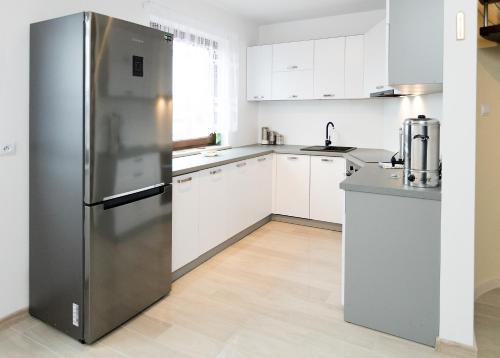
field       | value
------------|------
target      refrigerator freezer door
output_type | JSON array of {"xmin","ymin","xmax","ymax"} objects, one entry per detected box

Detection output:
[
  {"xmin": 84, "ymin": 13, "xmax": 173, "ymax": 205},
  {"xmin": 84, "ymin": 185, "xmax": 172, "ymax": 343}
]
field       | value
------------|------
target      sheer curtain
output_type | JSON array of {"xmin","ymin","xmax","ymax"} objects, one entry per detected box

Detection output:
[{"xmin": 150, "ymin": 14, "xmax": 238, "ymax": 144}]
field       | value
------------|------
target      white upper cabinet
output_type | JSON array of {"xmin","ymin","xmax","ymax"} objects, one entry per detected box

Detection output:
[
  {"xmin": 272, "ymin": 41, "xmax": 314, "ymax": 72},
  {"xmin": 314, "ymin": 37, "xmax": 346, "ymax": 100},
  {"xmin": 247, "ymin": 45, "xmax": 273, "ymax": 101},
  {"xmin": 364, "ymin": 20, "xmax": 390, "ymax": 97},
  {"xmin": 310, "ymin": 156, "xmax": 346, "ymax": 224},
  {"xmin": 272, "ymin": 71, "xmax": 314, "ymax": 100},
  {"xmin": 345, "ymin": 35, "xmax": 366, "ymax": 99}
]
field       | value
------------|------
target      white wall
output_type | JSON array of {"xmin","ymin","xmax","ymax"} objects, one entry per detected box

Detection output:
[
  {"xmin": 258, "ymin": 99, "xmax": 385, "ymax": 148},
  {"xmin": 0, "ymin": 0, "xmax": 258, "ymax": 320},
  {"xmin": 439, "ymin": 0, "xmax": 477, "ymax": 347},
  {"xmin": 382, "ymin": 93, "xmax": 443, "ymax": 151},
  {"xmin": 259, "ymin": 9, "xmax": 385, "ymax": 43}
]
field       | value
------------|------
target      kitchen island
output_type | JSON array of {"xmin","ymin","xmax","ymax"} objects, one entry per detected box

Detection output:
[{"xmin": 340, "ymin": 161, "xmax": 441, "ymax": 347}]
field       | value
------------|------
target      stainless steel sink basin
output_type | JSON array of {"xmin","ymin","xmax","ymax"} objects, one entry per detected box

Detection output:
[{"xmin": 301, "ymin": 146, "xmax": 356, "ymax": 153}]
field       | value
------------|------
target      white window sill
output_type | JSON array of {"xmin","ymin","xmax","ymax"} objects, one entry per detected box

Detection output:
[{"xmin": 173, "ymin": 145, "xmax": 231, "ymax": 159}]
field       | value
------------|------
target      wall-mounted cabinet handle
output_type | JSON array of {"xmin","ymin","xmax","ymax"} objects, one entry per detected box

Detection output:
[
  {"xmin": 236, "ymin": 162, "xmax": 247, "ymax": 168},
  {"xmin": 289, "ymin": 95, "xmax": 298, "ymax": 99},
  {"xmin": 376, "ymin": 85, "xmax": 384, "ymax": 90},
  {"xmin": 321, "ymin": 158, "xmax": 333, "ymax": 162},
  {"xmin": 177, "ymin": 177, "xmax": 192, "ymax": 184},
  {"xmin": 253, "ymin": 95, "xmax": 265, "ymax": 100},
  {"xmin": 210, "ymin": 168, "xmax": 222, "ymax": 175},
  {"xmin": 323, "ymin": 94, "xmax": 335, "ymax": 98},
  {"xmin": 287, "ymin": 65, "xmax": 299, "ymax": 70},
  {"xmin": 257, "ymin": 157, "xmax": 267, "ymax": 162}
]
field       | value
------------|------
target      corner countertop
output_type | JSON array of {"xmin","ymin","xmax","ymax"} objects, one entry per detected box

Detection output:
[{"xmin": 172, "ymin": 144, "xmax": 441, "ymax": 201}]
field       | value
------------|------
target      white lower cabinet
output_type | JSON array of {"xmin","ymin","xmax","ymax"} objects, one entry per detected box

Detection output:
[
  {"xmin": 172, "ymin": 172, "xmax": 200, "ymax": 271},
  {"xmin": 310, "ymin": 156, "xmax": 346, "ymax": 223},
  {"xmin": 275, "ymin": 154, "xmax": 310, "ymax": 218},
  {"xmin": 198, "ymin": 165, "xmax": 230, "ymax": 254},
  {"xmin": 252, "ymin": 154, "xmax": 273, "ymax": 223},
  {"xmin": 227, "ymin": 159, "xmax": 255, "ymax": 238}
]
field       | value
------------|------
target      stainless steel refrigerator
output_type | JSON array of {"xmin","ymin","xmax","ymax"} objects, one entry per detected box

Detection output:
[{"xmin": 29, "ymin": 12, "xmax": 173, "ymax": 343}]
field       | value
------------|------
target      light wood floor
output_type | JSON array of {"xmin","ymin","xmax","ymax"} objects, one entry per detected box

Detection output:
[
  {"xmin": 0, "ymin": 222, "xmax": 462, "ymax": 357},
  {"xmin": 475, "ymin": 288, "xmax": 500, "ymax": 358}
]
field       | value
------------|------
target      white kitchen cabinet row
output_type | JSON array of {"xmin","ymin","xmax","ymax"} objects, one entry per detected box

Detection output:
[
  {"xmin": 275, "ymin": 154, "xmax": 346, "ymax": 223},
  {"xmin": 173, "ymin": 153, "xmax": 346, "ymax": 271},
  {"xmin": 247, "ymin": 36, "xmax": 365, "ymax": 101},
  {"xmin": 172, "ymin": 154, "xmax": 273, "ymax": 271}
]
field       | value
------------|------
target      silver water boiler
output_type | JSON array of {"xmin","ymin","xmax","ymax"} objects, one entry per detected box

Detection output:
[{"xmin": 403, "ymin": 115, "xmax": 441, "ymax": 188}]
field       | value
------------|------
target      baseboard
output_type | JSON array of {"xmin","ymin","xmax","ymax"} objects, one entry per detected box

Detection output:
[
  {"xmin": 271, "ymin": 214, "xmax": 342, "ymax": 232},
  {"xmin": 475, "ymin": 277, "xmax": 500, "ymax": 299},
  {"xmin": 0, "ymin": 308, "xmax": 29, "ymax": 329},
  {"xmin": 435, "ymin": 337, "xmax": 477, "ymax": 358}
]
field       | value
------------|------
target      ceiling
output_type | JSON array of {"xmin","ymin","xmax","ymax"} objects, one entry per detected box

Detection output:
[{"xmin": 201, "ymin": 0, "xmax": 386, "ymax": 25}]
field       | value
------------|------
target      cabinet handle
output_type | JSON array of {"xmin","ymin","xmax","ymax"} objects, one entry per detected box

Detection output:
[
  {"xmin": 289, "ymin": 95, "xmax": 298, "ymax": 99},
  {"xmin": 177, "ymin": 177, "xmax": 192, "ymax": 183},
  {"xmin": 210, "ymin": 168, "xmax": 222, "ymax": 175},
  {"xmin": 236, "ymin": 162, "xmax": 247, "ymax": 168},
  {"xmin": 253, "ymin": 95, "xmax": 265, "ymax": 100},
  {"xmin": 376, "ymin": 85, "xmax": 384, "ymax": 90},
  {"xmin": 287, "ymin": 65, "xmax": 299, "ymax": 70},
  {"xmin": 321, "ymin": 158, "xmax": 333, "ymax": 162},
  {"xmin": 323, "ymin": 94, "xmax": 335, "ymax": 98},
  {"xmin": 257, "ymin": 157, "xmax": 267, "ymax": 162},
  {"xmin": 287, "ymin": 156, "xmax": 298, "ymax": 160}
]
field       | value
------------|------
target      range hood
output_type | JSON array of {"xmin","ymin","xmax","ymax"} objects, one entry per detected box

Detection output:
[
  {"xmin": 370, "ymin": 89, "xmax": 405, "ymax": 98},
  {"xmin": 480, "ymin": 1, "xmax": 500, "ymax": 43}
]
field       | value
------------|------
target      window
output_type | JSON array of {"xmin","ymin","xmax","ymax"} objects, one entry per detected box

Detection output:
[{"xmin": 150, "ymin": 18, "xmax": 230, "ymax": 149}]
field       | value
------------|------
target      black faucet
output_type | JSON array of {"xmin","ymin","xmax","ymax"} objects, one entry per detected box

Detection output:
[{"xmin": 325, "ymin": 122, "xmax": 335, "ymax": 147}]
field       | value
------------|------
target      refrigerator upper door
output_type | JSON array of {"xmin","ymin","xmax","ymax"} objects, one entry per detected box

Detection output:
[{"xmin": 84, "ymin": 13, "xmax": 173, "ymax": 205}]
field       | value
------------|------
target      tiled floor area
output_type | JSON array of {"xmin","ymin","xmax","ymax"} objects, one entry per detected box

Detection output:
[{"xmin": 0, "ymin": 222, "xmax": 479, "ymax": 357}]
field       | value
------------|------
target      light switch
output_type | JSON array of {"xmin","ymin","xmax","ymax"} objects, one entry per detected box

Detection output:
[
  {"xmin": 456, "ymin": 12, "xmax": 465, "ymax": 41},
  {"xmin": 480, "ymin": 104, "xmax": 491, "ymax": 117}
]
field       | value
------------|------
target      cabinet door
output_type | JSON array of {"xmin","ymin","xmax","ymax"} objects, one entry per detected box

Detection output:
[
  {"xmin": 226, "ymin": 159, "xmax": 255, "ymax": 238},
  {"xmin": 252, "ymin": 154, "xmax": 273, "ymax": 222},
  {"xmin": 314, "ymin": 37, "xmax": 346, "ymax": 99},
  {"xmin": 272, "ymin": 71, "xmax": 314, "ymax": 100},
  {"xmin": 198, "ymin": 165, "xmax": 229, "ymax": 254},
  {"xmin": 273, "ymin": 41, "xmax": 314, "ymax": 72},
  {"xmin": 247, "ymin": 45, "xmax": 272, "ymax": 101},
  {"xmin": 364, "ymin": 20, "xmax": 390, "ymax": 96},
  {"xmin": 275, "ymin": 154, "xmax": 310, "ymax": 218},
  {"xmin": 345, "ymin": 35, "xmax": 365, "ymax": 99},
  {"xmin": 172, "ymin": 172, "xmax": 200, "ymax": 271},
  {"xmin": 310, "ymin": 156, "xmax": 346, "ymax": 223}
]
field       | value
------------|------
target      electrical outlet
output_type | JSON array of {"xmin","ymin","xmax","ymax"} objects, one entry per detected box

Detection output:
[
  {"xmin": 480, "ymin": 104, "xmax": 491, "ymax": 118},
  {"xmin": 0, "ymin": 143, "xmax": 16, "ymax": 156}
]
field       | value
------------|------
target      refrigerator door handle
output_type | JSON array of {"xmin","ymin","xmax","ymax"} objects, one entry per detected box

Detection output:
[{"xmin": 102, "ymin": 183, "xmax": 167, "ymax": 210}]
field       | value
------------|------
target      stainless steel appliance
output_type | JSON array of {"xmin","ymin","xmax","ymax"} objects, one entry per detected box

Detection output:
[
  {"xmin": 276, "ymin": 134, "xmax": 285, "ymax": 145},
  {"xmin": 261, "ymin": 127, "xmax": 270, "ymax": 144},
  {"xmin": 402, "ymin": 115, "xmax": 441, "ymax": 187},
  {"xmin": 29, "ymin": 12, "xmax": 173, "ymax": 343}
]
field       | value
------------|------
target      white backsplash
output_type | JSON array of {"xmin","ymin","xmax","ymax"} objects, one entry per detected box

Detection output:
[{"xmin": 257, "ymin": 93, "xmax": 443, "ymax": 151}]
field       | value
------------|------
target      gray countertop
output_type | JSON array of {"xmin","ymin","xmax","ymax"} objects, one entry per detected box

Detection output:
[{"xmin": 172, "ymin": 144, "xmax": 441, "ymax": 201}]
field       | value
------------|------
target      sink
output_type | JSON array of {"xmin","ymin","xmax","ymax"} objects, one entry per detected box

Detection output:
[{"xmin": 301, "ymin": 146, "xmax": 356, "ymax": 153}]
